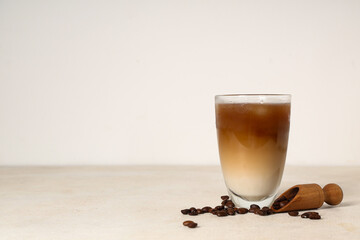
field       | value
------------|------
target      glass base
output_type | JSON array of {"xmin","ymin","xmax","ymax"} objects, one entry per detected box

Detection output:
[{"xmin": 228, "ymin": 189, "xmax": 277, "ymax": 208}]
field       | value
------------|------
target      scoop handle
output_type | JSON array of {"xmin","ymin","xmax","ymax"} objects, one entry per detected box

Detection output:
[{"xmin": 323, "ymin": 183, "xmax": 343, "ymax": 205}]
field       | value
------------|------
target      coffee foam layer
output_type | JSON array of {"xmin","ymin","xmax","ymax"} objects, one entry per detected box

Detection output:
[{"xmin": 215, "ymin": 94, "xmax": 291, "ymax": 104}]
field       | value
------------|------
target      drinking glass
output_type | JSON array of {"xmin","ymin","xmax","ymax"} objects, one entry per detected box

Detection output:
[{"xmin": 215, "ymin": 94, "xmax": 291, "ymax": 208}]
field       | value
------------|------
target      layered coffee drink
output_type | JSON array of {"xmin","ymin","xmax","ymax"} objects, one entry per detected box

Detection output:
[{"xmin": 215, "ymin": 95, "xmax": 291, "ymax": 206}]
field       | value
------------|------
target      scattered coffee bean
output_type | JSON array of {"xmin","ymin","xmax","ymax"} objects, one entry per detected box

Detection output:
[
  {"xmin": 217, "ymin": 210, "xmax": 228, "ymax": 217},
  {"xmin": 257, "ymin": 210, "xmax": 266, "ymax": 216},
  {"xmin": 237, "ymin": 208, "xmax": 249, "ymax": 214},
  {"xmin": 189, "ymin": 207, "xmax": 196, "ymax": 212},
  {"xmin": 221, "ymin": 195, "xmax": 229, "ymax": 200},
  {"xmin": 249, "ymin": 208, "xmax": 256, "ymax": 213},
  {"xmin": 250, "ymin": 204, "xmax": 260, "ymax": 209},
  {"xmin": 301, "ymin": 213, "xmax": 308, "ymax": 218},
  {"xmin": 309, "ymin": 213, "xmax": 321, "ymax": 220},
  {"xmin": 183, "ymin": 220, "xmax": 193, "ymax": 226},
  {"xmin": 226, "ymin": 201, "xmax": 235, "ymax": 208},
  {"xmin": 215, "ymin": 205, "xmax": 224, "ymax": 210},
  {"xmin": 196, "ymin": 209, "xmax": 203, "ymax": 214},
  {"xmin": 202, "ymin": 206, "xmax": 212, "ymax": 213},
  {"xmin": 227, "ymin": 208, "xmax": 236, "ymax": 215},
  {"xmin": 301, "ymin": 212, "xmax": 311, "ymax": 218},
  {"xmin": 183, "ymin": 220, "xmax": 198, "ymax": 228},
  {"xmin": 181, "ymin": 209, "xmax": 190, "ymax": 215},
  {"xmin": 262, "ymin": 207, "xmax": 270, "ymax": 212},
  {"xmin": 189, "ymin": 210, "xmax": 198, "ymax": 216},
  {"xmin": 300, "ymin": 211, "xmax": 321, "ymax": 220},
  {"xmin": 188, "ymin": 222, "xmax": 198, "ymax": 228},
  {"xmin": 288, "ymin": 211, "xmax": 299, "ymax": 216},
  {"xmin": 221, "ymin": 199, "xmax": 228, "ymax": 206},
  {"xmin": 211, "ymin": 210, "xmax": 217, "ymax": 215}
]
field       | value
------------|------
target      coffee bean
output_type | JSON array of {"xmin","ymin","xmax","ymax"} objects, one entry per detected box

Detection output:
[
  {"xmin": 201, "ymin": 206, "xmax": 212, "ymax": 213},
  {"xmin": 196, "ymin": 208, "xmax": 204, "ymax": 214},
  {"xmin": 304, "ymin": 212, "xmax": 319, "ymax": 216},
  {"xmin": 279, "ymin": 200, "xmax": 289, "ymax": 208},
  {"xmin": 188, "ymin": 222, "xmax": 198, "ymax": 228},
  {"xmin": 272, "ymin": 202, "xmax": 280, "ymax": 210},
  {"xmin": 262, "ymin": 207, "xmax": 270, "ymax": 211},
  {"xmin": 221, "ymin": 195, "xmax": 229, "ymax": 200},
  {"xmin": 189, "ymin": 210, "xmax": 198, "ymax": 216},
  {"xmin": 309, "ymin": 213, "xmax": 321, "ymax": 220},
  {"xmin": 288, "ymin": 211, "xmax": 299, "ymax": 216},
  {"xmin": 267, "ymin": 209, "xmax": 274, "ymax": 215},
  {"xmin": 221, "ymin": 199, "xmax": 228, "ymax": 206},
  {"xmin": 250, "ymin": 204, "xmax": 260, "ymax": 209},
  {"xmin": 215, "ymin": 205, "xmax": 224, "ymax": 210},
  {"xmin": 288, "ymin": 191, "xmax": 297, "ymax": 200},
  {"xmin": 249, "ymin": 208, "xmax": 256, "ymax": 213},
  {"xmin": 273, "ymin": 202, "xmax": 280, "ymax": 207},
  {"xmin": 217, "ymin": 210, "xmax": 228, "ymax": 217},
  {"xmin": 189, "ymin": 207, "xmax": 196, "ymax": 212},
  {"xmin": 237, "ymin": 208, "xmax": 249, "ymax": 214},
  {"xmin": 227, "ymin": 208, "xmax": 236, "ymax": 215},
  {"xmin": 302, "ymin": 212, "xmax": 320, "ymax": 217},
  {"xmin": 255, "ymin": 209, "xmax": 264, "ymax": 216},
  {"xmin": 181, "ymin": 209, "xmax": 190, "ymax": 215},
  {"xmin": 225, "ymin": 201, "xmax": 235, "ymax": 208},
  {"xmin": 211, "ymin": 210, "xmax": 218, "ymax": 215},
  {"xmin": 183, "ymin": 220, "xmax": 193, "ymax": 226},
  {"xmin": 276, "ymin": 196, "xmax": 287, "ymax": 202},
  {"xmin": 301, "ymin": 212, "xmax": 311, "ymax": 218}
]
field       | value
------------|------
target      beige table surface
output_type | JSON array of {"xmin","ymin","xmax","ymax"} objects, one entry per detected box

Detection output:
[{"xmin": 0, "ymin": 165, "xmax": 359, "ymax": 240}]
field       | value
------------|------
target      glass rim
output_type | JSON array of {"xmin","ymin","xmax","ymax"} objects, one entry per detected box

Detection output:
[
  {"xmin": 215, "ymin": 94, "xmax": 291, "ymax": 97},
  {"xmin": 215, "ymin": 94, "xmax": 291, "ymax": 103}
]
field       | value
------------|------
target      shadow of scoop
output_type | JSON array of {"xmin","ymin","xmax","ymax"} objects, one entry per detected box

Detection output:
[{"xmin": 321, "ymin": 201, "xmax": 357, "ymax": 209}]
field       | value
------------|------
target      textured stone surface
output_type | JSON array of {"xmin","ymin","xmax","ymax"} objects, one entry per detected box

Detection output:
[{"xmin": 0, "ymin": 166, "xmax": 359, "ymax": 239}]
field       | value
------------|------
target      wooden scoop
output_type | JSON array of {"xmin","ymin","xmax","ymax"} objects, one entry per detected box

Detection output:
[{"xmin": 271, "ymin": 183, "xmax": 343, "ymax": 213}]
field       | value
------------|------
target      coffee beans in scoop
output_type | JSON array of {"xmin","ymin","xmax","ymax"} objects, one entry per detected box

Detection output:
[{"xmin": 272, "ymin": 195, "xmax": 291, "ymax": 210}]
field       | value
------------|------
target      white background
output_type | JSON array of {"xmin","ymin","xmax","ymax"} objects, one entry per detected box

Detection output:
[{"xmin": 1, "ymin": 0, "xmax": 359, "ymax": 166}]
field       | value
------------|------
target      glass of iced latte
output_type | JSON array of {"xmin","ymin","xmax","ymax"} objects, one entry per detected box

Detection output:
[{"xmin": 215, "ymin": 94, "xmax": 291, "ymax": 208}]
